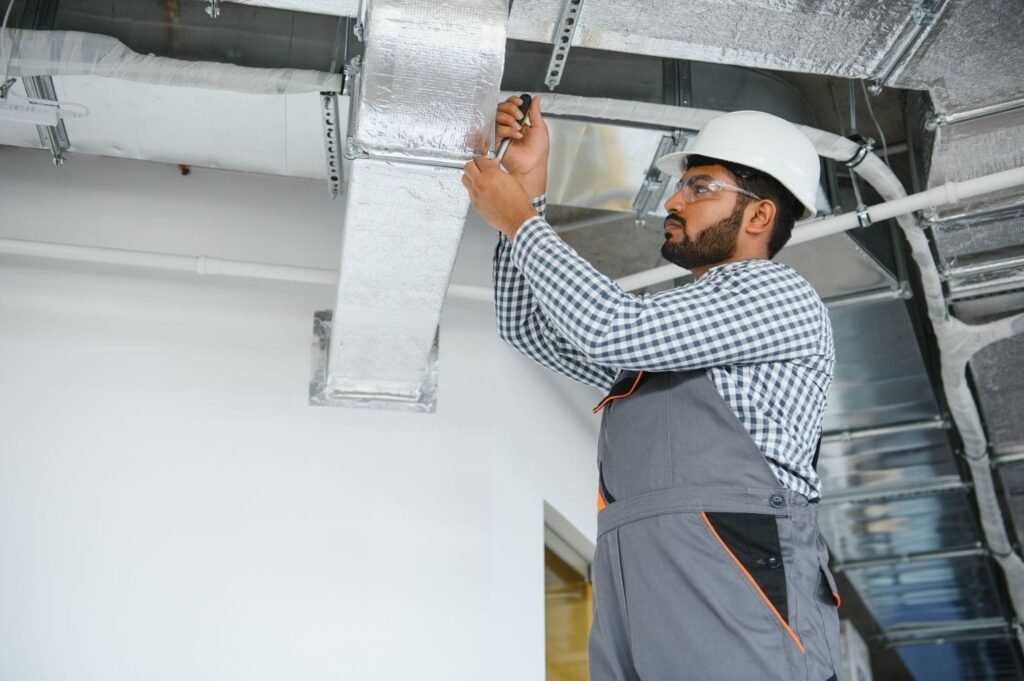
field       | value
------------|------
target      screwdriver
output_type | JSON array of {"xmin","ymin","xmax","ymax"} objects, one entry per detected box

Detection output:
[{"xmin": 495, "ymin": 94, "xmax": 532, "ymax": 167}]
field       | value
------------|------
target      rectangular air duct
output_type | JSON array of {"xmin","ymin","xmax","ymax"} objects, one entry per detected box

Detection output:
[{"xmin": 309, "ymin": 0, "xmax": 507, "ymax": 411}]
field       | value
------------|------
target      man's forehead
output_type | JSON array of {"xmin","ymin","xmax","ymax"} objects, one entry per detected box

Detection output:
[{"xmin": 681, "ymin": 164, "xmax": 732, "ymax": 181}]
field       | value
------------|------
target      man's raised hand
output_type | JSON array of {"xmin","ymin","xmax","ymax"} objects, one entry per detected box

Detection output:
[{"xmin": 495, "ymin": 95, "xmax": 549, "ymax": 198}]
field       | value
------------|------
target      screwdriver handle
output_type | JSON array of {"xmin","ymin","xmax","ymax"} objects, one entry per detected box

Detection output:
[
  {"xmin": 495, "ymin": 93, "xmax": 533, "ymax": 164},
  {"xmin": 517, "ymin": 94, "xmax": 533, "ymax": 124}
]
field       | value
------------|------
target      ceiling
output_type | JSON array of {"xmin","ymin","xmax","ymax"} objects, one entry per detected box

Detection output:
[{"xmin": 3, "ymin": 1, "xmax": 1024, "ymax": 678}]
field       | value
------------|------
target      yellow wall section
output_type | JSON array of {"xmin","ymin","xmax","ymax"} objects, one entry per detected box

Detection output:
[{"xmin": 545, "ymin": 548, "xmax": 593, "ymax": 681}]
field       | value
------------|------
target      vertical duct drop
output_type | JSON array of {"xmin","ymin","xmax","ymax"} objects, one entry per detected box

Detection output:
[{"xmin": 310, "ymin": 0, "xmax": 508, "ymax": 411}]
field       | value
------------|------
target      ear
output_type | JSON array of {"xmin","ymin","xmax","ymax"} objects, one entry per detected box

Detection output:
[{"xmin": 744, "ymin": 199, "xmax": 776, "ymax": 239}]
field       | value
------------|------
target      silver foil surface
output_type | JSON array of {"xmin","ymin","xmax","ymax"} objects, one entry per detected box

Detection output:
[
  {"xmin": 507, "ymin": 0, "xmax": 919, "ymax": 79},
  {"xmin": 889, "ymin": 0, "xmax": 1024, "ymax": 116},
  {"xmin": 350, "ymin": 0, "xmax": 507, "ymax": 163},
  {"xmin": 313, "ymin": 159, "xmax": 470, "ymax": 411}
]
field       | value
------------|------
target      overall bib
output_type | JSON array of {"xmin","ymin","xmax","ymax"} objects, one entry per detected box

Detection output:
[{"xmin": 589, "ymin": 370, "xmax": 841, "ymax": 681}]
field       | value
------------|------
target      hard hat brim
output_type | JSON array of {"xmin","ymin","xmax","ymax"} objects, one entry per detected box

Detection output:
[{"xmin": 654, "ymin": 150, "xmax": 816, "ymax": 220}]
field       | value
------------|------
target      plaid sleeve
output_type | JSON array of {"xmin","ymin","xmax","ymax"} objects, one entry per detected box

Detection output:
[
  {"xmin": 493, "ymin": 196, "xmax": 617, "ymax": 390},
  {"xmin": 509, "ymin": 217, "xmax": 827, "ymax": 371}
]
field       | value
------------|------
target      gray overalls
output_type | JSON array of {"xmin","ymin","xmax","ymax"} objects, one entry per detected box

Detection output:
[{"xmin": 589, "ymin": 369, "xmax": 841, "ymax": 681}]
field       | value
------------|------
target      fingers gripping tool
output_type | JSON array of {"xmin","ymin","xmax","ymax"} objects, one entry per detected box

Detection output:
[{"xmin": 495, "ymin": 94, "xmax": 532, "ymax": 166}]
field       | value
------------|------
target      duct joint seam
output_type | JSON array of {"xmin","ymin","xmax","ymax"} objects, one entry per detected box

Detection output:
[
  {"xmin": 926, "ymin": 96, "xmax": 1024, "ymax": 130},
  {"xmin": 872, "ymin": 0, "xmax": 950, "ymax": 91}
]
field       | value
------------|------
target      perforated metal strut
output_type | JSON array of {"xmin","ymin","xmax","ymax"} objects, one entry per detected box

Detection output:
[
  {"xmin": 320, "ymin": 92, "xmax": 342, "ymax": 199},
  {"xmin": 544, "ymin": 0, "xmax": 584, "ymax": 90}
]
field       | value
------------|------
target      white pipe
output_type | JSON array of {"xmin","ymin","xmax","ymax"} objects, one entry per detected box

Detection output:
[
  {"xmin": 0, "ymin": 237, "xmax": 494, "ymax": 303},
  {"xmin": 795, "ymin": 167, "xmax": 1024, "ymax": 244},
  {"xmin": 0, "ymin": 233, "xmax": 660, "ymax": 303}
]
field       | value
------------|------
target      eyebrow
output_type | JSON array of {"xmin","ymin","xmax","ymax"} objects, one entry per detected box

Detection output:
[{"xmin": 682, "ymin": 174, "xmax": 715, "ymax": 182}]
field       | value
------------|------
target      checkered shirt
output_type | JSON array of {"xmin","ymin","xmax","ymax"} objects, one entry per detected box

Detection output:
[{"xmin": 493, "ymin": 196, "xmax": 835, "ymax": 500}]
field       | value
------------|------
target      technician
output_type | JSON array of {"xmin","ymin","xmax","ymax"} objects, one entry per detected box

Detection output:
[{"xmin": 463, "ymin": 96, "xmax": 840, "ymax": 681}]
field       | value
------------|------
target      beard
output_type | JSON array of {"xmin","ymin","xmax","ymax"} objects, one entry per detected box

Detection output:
[{"xmin": 661, "ymin": 202, "xmax": 745, "ymax": 270}]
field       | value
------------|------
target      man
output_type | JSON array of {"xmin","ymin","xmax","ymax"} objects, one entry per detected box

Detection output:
[{"xmin": 463, "ymin": 98, "xmax": 839, "ymax": 681}]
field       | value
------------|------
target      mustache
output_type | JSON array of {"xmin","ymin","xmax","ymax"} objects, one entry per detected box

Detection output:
[{"xmin": 664, "ymin": 214, "xmax": 685, "ymax": 230}]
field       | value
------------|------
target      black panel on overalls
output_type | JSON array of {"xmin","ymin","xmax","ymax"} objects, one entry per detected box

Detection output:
[{"xmin": 589, "ymin": 369, "xmax": 841, "ymax": 681}]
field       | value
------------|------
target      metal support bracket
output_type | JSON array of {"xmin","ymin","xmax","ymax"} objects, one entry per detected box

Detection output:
[
  {"xmin": 855, "ymin": 205, "xmax": 872, "ymax": 229},
  {"xmin": 817, "ymin": 475, "xmax": 969, "ymax": 506},
  {"xmin": 841, "ymin": 135, "xmax": 876, "ymax": 228},
  {"xmin": 353, "ymin": 0, "xmax": 368, "ymax": 41},
  {"xmin": 911, "ymin": 0, "xmax": 940, "ymax": 26},
  {"xmin": 633, "ymin": 131, "xmax": 688, "ymax": 227},
  {"xmin": 320, "ymin": 92, "xmax": 342, "ymax": 199},
  {"xmin": 926, "ymin": 96, "xmax": 1024, "ymax": 131},
  {"xmin": 23, "ymin": 76, "xmax": 70, "ymax": 166},
  {"xmin": 205, "ymin": 0, "xmax": 221, "ymax": 19},
  {"xmin": 342, "ymin": 55, "xmax": 363, "ymax": 160},
  {"xmin": 544, "ymin": 0, "xmax": 585, "ymax": 90},
  {"xmin": 881, "ymin": 617, "xmax": 1016, "ymax": 648}
]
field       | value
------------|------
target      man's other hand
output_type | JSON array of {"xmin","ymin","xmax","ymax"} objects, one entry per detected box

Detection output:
[
  {"xmin": 462, "ymin": 156, "xmax": 539, "ymax": 240},
  {"xmin": 495, "ymin": 95, "xmax": 549, "ymax": 198}
]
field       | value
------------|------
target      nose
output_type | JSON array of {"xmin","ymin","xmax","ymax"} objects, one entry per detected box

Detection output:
[{"xmin": 664, "ymin": 182, "xmax": 687, "ymax": 215}]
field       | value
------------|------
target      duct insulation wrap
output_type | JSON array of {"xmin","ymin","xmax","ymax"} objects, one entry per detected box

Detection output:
[
  {"xmin": 310, "ymin": 160, "xmax": 467, "ymax": 411},
  {"xmin": 888, "ymin": 0, "xmax": 1024, "ymax": 116},
  {"xmin": 349, "ymin": 0, "xmax": 508, "ymax": 163},
  {"xmin": 312, "ymin": 0, "xmax": 507, "ymax": 411},
  {"xmin": 1, "ymin": 29, "xmax": 342, "ymax": 93},
  {"xmin": 507, "ymin": 0, "xmax": 920, "ymax": 80},
  {"xmin": 925, "ymin": 109, "xmax": 1024, "ymax": 220}
]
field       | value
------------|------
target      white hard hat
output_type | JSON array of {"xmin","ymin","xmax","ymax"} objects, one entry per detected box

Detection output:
[{"xmin": 655, "ymin": 110, "xmax": 821, "ymax": 220}]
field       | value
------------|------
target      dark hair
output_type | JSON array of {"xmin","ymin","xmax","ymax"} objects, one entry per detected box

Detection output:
[{"xmin": 684, "ymin": 154, "xmax": 805, "ymax": 258}]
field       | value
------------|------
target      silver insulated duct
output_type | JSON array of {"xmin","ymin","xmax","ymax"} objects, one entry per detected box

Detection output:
[{"xmin": 309, "ymin": 0, "xmax": 507, "ymax": 411}]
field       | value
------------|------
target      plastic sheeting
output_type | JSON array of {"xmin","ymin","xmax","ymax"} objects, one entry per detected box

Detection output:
[{"xmin": 1, "ymin": 29, "xmax": 342, "ymax": 94}]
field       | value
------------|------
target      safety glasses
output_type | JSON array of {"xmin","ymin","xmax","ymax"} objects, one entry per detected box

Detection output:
[{"xmin": 672, "ymin": 176, "xmax": 761, "ymax": 204}]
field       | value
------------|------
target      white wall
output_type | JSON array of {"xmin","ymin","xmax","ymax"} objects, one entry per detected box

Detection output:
[{"xmin": 0, "ymin": 147, "xmax": 601, "ymax": 681}]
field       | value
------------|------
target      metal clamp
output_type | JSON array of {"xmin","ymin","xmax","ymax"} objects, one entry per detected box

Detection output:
[
  {"xmin": 353, "ymin": 0, "xmax": 368, "ymax": 41},
  {"xmin": 205, "ymin": 0, "xmax": 221, "ymax": 19},
  {"xmin": 23, "ymin": 76, "xmax": 70, "ymax": 166},
  {"xmin": 342, "ymin": 56, "xmax": 363, "ymax": 162},
  {"xmin": 342, "ymin": 55, "xmax": 361, "ymax": 97},
  {"xmin": 855, "ymin": 205, "xmax": 873, "ymax": 228},
  {"xmin": 544, "ymin": 0, "xmax": 585, "ymax": 90},
  {"xmin": 632, "ymin": 131, "xmax": 689, "ymax": 227},
  {"xmin": 911, "ymin": 0, "xmax": 939, "ymax": 26},
  {"xmin": 842, "ymin": 135, "xmax": 875, "ymax": 169}
]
